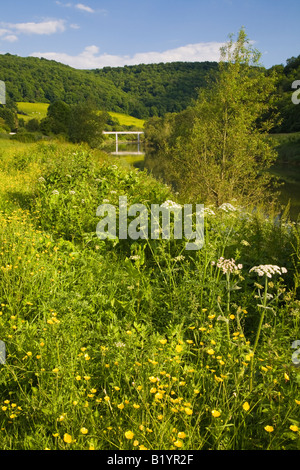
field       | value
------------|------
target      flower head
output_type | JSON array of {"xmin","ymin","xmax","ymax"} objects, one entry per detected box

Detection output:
[
  {"xmin": 249, "ymin": 265, "xmax": 287, "ymax": 279},
  {"xmin": 264, "ymin": 425, "xmax": 274, "ymax": 433},
  {"xmin": 242, "ymin": 402, "xmax": 250, "ymax": 411},
  {"xmin": 63, "ymin": 433, "xmax": 72, "ymax": 444},
  {"xmin": 213, "ymin": 257, "xmax": 242, "ymax": 274},
  {"xmin": 125, "ymin": 431, "xmax": 134, "ymax": 440}
]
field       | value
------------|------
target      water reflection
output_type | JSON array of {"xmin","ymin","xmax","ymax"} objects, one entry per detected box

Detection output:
[
  {"xmin": 103, "ymin": 141, "xmax": 145, "ymax": 156},
  {"xmin": 106, "ymin": 145, "xmax": 300, "ymax": 221}
]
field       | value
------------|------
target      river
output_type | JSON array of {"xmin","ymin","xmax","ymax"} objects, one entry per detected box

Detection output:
[{"xmin": 103, "ymin": 142, "xmax": 300, "ymax": 222}]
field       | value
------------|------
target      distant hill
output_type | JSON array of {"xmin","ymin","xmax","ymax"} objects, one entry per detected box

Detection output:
[
  {"xmin": 92, "ymin": 61, "xmax": 219, "ymax": 118},
  {"xmin": 0, "ymin": 53, "xmax": 136, "ymax": 115},
  {"xmin": 0, "ymin": 52, "xmax": 299, "ymax": 130},
  {"xmin": 0, "ymin": 53, "xmax": 218, "ymax": 118}
]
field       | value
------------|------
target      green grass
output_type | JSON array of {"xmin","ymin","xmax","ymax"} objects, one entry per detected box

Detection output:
[
  {"xmin": 108, "ymin": 112, "xmax": 145, "ymax": 129},
  {"xmin": 0, "ymin": 141, "xmax": 299, "ymax": 450},
  {"xmin": 17, "ymin": 102, "xmax": 49, "ymax": 122},
  {"xmin": 16, "ymin": 103, "xmax": 145, "ymax": 129}
]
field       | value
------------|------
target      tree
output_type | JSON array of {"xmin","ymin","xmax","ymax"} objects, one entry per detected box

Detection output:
[
  {"xmin": 166, "ymin": 28, "xmax": 280, "ymax": 207},
  {"xmin": 47, "ymin": 100, "xmax": 71, "ymax": 135},
  {"xmin": 68, "ymin": 103, "xmax": 107, "ymax": 148}
]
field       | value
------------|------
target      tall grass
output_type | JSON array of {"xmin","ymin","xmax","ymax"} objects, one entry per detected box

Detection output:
[{"xmin": 0, "ymin": 142, "xmax": 299, "ymax": 450}]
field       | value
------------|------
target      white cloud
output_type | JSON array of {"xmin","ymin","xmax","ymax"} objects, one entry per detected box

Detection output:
[
  {"xmin": 75, "ymin": 3, "xmax": 95, "ymax": 13},
  {"xmin": 12, "ymin": 20, "xmax": 66, "ymax": 35},
  {"xmin": 0, "ymin": 20, "xmax": 66, "ymax": 37},
  {"xmin": 3, "ymin": 34, "xmax": 18, "ymax": 42},
  {"xmin": 0, "ymin": 29, "xmax": 11, "ymax": 36},
  {"xmin": 30, "ymin": 42, "xmax": 225, "ymax": 69}
]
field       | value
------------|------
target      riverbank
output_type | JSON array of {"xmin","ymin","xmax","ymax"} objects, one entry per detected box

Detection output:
[{"xmin": 0, "ymin": 141, "xmax": 299, "ymax": 450}]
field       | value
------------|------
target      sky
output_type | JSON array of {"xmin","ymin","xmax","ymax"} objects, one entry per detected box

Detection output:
[{"xmin": 0, "ymin": 0, "xmax": 299, "ymax": 70}]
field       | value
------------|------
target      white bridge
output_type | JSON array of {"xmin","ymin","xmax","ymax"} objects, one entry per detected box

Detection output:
[{"xmin": 102, "ymin": 131, "xmax": 144, "ymax": 155}]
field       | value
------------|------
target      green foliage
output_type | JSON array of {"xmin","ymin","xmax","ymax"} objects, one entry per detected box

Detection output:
[
  {"xmin": 0, "ymin": 105, "xmax": 17, "ymax": 131},
  {"xmin": 145, "ymin": 29, "xmax": 281, "ymax": 208},
  {"xmin": 269, "ymin": 56, "xmax": 300, "ymax": 133},
  {"xmin": 0, "ymin": 142, "xmax": 299, "ymax": 450},
  {"xmin": 1, "ymin": 51, "xmax": 299, "ymax": 128},
  {"xmin": 0, "ymin": 54, "xmax": 132, "ymax": 114}
]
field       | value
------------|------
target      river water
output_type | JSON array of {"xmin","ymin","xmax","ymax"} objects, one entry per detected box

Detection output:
[{"xmin": 103, "ymin": 142, "xmax": 300, "ymax": 221}]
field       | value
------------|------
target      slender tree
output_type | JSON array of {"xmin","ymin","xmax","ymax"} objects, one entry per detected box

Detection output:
[{"xmin": 169, "ymin": 28, "xmax": 280, "ymax": 207}]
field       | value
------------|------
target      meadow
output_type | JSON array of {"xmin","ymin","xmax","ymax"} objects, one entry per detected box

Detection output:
[
  {"xmin": 0, "ymin": 139, "xmax": 299, "ymax": 450},
  {"xmin": 17, "ymin": 102, "xmax": 49, "ymax": 123},
  {"xmin": 16, "ymin": 102, "xmax": 145, "ymax": 129}
]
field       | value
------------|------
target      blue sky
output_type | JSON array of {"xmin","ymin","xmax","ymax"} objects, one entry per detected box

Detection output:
[{"xmin": 0, "ymin": 0, "xmax": 299, "ymax": 69}]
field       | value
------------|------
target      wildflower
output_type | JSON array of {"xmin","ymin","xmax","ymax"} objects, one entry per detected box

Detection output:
[
  {"xmin": 184, "ymin": 407, "xmax": 193, "ymax": 415},
  {"xmin": 159, "ymin": 339, "xmax": 167, "ymax": 345},
  {"xmin": 149, "ymin": 376, "xmax": 158, "ymax": 383},
  {"xmin": 289, "ymin": 425, "xmax": 299, "ymax": 432},
  {"xmin": 174, "ymin": 440, "xmax": 183, "ymax": 448},
  {"xmin": 124, "ymin": 431, "xmax": 134, "ymax": 440},
  {"xmin": 249, "ymin": 265, "xmax": 287, "ymax": 279},
  {"xmin": 117, "ymin": 403, "xmax": 124, "ymax": 410},
  {"xmin": 295, "ymin": 399, "xmax": 300, "ymax": 405},
  {"xmin": 175, "ymin": 345, "xmax": 183, "ymax": 353},
  {"xmin": 207, "ymin": 348, "xmax": 215, "ymax": 355},
  {"xmin": 161, "ymin": 200, "xmax": 182, "ymax": 210},
  {"xmin": 242, "ymin": 402, "xmax": 250, "ymax": 411},
  {"xmin": 264, "ymin": 425, "xmax": 274, "ymax": 433},
  {"xmin": 80, "ymin": 427, "xmax": 88, "ymax": 435},
  {"xmin": 139, "ymin": 445, "xmax": 148, "ymax": 450},
  {"xmin": 63, "ymin": 433, "xmax": 72, "ymax": 444},
  {"xmin": 178, "ymin": 432, "xmax": 186, "ymax": 439},
  {"xmin": 214, "ymin": 257, "xmax": 243, "ymax": 274},
  {"xmin": 211, "ymin": 410, "xmax": 221, "ymax": 418},
  {"xmin": 218, "ymin": 203, "xmax": 237, "ymax": 212},
  {"xmin": 133, "ymin": 440, "xmax": 139, "ymax": 446},
  {"xmin": 284, "ymin": 373, "xmax": 290, "ymax": 381},
  {"xmin": 173, "ymin": 255, "xmax": 185, "ymax": 262}
]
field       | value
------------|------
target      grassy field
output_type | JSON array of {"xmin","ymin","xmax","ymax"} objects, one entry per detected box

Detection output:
[
  {"xmin": 16, "ymin": 102, "xmax": 145, "ymax": 129},
  {"xmin": 17, "ymin": 102, "xmax": 49, "ymax": 122},
  {"xmin": 0, "ymin": 139, "xmax": 299, "ymax": 450},
  {"xmin": 108, "ymin": 112, "xmax": 145, "ymax": 129}
]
